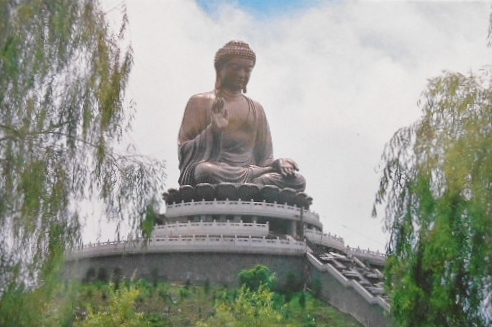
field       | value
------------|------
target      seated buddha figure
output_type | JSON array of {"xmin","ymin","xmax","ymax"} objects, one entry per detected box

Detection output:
[{"xmin": 177, "ymin": 40, "xmax": 306, "ymax": 192}]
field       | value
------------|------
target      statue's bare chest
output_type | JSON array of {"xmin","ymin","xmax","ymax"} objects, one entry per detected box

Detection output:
[{"xmin": 226, "ymin": 101, "xmax": 255, "ymax": 130}]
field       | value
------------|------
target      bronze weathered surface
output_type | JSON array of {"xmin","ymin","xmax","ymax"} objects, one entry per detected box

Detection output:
[{"xmin": 177, "ymin": 40, "xmax": 306, "ymax": 191}]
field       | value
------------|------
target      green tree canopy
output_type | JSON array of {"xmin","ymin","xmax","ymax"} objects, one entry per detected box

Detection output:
[
  {"xmin": 238, "ymin": 265, "xmax": 276, "ymax": 292},
  {"xmin": 374, "ymin": 70, "xmax": 492, "ymax": 326},
  {"xmin": 0, "ymin": 0, "xmax": 165, "ymax": 292}
]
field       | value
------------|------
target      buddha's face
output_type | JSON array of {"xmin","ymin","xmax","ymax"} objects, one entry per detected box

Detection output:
[{"xmin": 218, "ymin": 57, "xmax": 254, "ymax": 92}]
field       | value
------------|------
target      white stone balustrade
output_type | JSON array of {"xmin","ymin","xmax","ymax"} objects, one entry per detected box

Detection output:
[
  {"xmin": 305, "ymin": 229, "xmax": 386, "ymax": 265},
  {"xmin": 154, "ymin": 220, "xmax": 269, "ymax": 238},
  {"xmin": 165, "ymin": 200, "xmax": 322, "ymax": 229},
  {"xmin": 304, "ymin": 229, "xmax": 346, "ymax": 252},
  {"xmin": 69, "ymin": 235, "xmax": 306, "ymax": 260},
  {"xmin": 348, "ymin": 247, "xmax": 386, "ymax": 266}
]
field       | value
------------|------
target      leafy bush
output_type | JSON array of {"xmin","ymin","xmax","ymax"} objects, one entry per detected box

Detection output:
[{"xmin": 238, "ymin": 265, "xmax": 275, "ymax": 291}]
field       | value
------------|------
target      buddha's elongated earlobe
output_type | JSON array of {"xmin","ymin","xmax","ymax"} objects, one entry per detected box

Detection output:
[
  {"xmin": 215, "ymin": 75, "xmax": 221, "ymax": 91},
  {"xmin": 243, "ymin": 86, "xmax": 247, "ymax": 93}
]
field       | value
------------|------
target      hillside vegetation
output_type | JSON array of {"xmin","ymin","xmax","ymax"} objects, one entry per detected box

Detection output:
[
  {"xmin": 74, "ymin": 280, "xmax": 363, "ymax": 327},
  {"xmin": 1, "ymin": 265, "xmax": 363, "ymax": 326}
]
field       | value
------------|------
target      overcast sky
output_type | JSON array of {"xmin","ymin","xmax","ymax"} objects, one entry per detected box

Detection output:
[{"xmin": 99, "ymin": 0, "xmax": 492, "ymax": 251}]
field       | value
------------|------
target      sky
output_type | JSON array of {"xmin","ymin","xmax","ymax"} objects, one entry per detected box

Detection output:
[{"xmin": 99, "ymin": 0, "xmax": 492, "ymax": 252}]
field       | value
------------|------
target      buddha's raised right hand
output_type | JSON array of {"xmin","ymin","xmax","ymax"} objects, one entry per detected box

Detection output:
[{"xmin": 211, "ymin": 96, "xmax": 228, "ymax": 132}]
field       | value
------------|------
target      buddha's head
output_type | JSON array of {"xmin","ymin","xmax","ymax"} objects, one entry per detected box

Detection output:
[{"xmin": 214, "ymin": 40, "xmax": 256, "ymax": 93}]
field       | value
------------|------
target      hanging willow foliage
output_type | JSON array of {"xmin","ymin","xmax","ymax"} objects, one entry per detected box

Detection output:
[
  {"xmin": 374, "ymin": 70, "xmax": 492, "ymax": 326},
  {"xmin": 0, "ymin": 0, "xmax": 166, "ymax": 292}
]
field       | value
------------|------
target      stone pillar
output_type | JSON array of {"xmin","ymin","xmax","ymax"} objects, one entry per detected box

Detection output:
[{"xmin": 291, "ymin": 221, "xmax": 297, "ymax": 238}]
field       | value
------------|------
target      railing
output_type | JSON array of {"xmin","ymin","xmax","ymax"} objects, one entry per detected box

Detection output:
[
  {"xmin": 348, "ymin": 247, "xmax": 386, "ymax": 266},
  {"xmin": 165, "ymin": 199, "xmax": 322, "ymax": 228},
  {"xmin": 304, "ymin": 229, "xmax": 346, "ymax": 252},
  {"xmin": 68, "ymin": 235, "xmax": 306, "ymax": 260},
  {"xmin": 305, "ymin": 229, "xmax": 386, "ymax": 265},
  {"xmin": 154, "ymin": 220, "xmax": 269, "ymax": 238}
]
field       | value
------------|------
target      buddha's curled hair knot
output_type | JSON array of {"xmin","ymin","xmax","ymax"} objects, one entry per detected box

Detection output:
[{"xmin": 214, "ymin": 40, "xmax": 256, "ymax": 70}]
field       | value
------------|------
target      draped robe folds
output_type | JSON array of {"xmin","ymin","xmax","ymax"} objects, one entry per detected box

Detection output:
[{"xmin": 177, "ymin": 90, "xmax": 305, "ymax": 191}]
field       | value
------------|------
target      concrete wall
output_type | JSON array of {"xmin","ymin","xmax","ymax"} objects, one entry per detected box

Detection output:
[{"xmin": 65, "ymin": 252, "xmax": 305, "ymax": 288}]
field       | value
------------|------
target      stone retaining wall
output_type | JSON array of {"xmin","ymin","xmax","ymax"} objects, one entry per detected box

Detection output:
[{"xmin": 65, "ymin": 252, "xmax": 305, "ymax": 288}]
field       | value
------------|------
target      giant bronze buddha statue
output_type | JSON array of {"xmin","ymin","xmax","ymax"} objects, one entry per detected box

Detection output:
[{"xmin": 177, "ymin": 40, "xmax": 306, "ymax": 192}]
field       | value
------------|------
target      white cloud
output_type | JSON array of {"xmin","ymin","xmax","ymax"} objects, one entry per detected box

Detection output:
[{"xmin": 100, "ymin": 0, "xmax": 491, "ymax": 251}]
